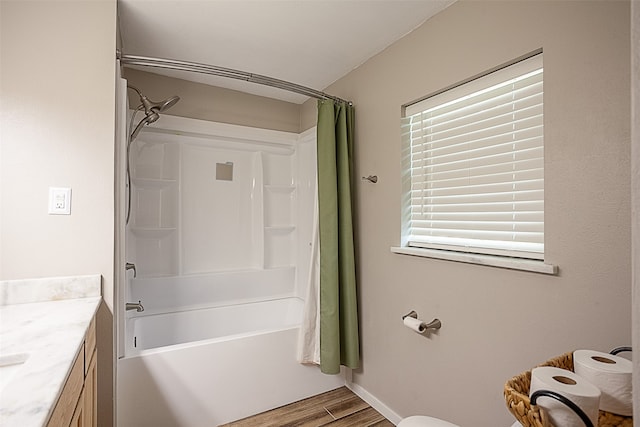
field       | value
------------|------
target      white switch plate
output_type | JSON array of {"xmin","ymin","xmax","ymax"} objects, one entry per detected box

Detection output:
[{"xmin": 48, "ymin": 187, "xmax": 72, "ymax": 215}]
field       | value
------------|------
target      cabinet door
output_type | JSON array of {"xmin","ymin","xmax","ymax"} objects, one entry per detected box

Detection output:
[
  {"xmin": 84, "ymin": 350, "xmax": 98, "ymax": 427},
  {"xmin": 70, "ymin": 388, "xmax": 85, "ymax": 427},
  {"xmin": 47, "ymin": 348, "xmax": 84, "ymax": 427}
]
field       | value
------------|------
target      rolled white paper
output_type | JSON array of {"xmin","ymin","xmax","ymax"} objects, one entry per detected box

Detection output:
[
  {"xmin": 403, "ymin": 316, "xmax": 426, "ymax": 333},
  {"xmin": 573, "ymin": 349, "xmax": 633, "ymax": 416},
  {"xmin": 530, "ymin": 366, "xmax": 600, "ymax": 427}
]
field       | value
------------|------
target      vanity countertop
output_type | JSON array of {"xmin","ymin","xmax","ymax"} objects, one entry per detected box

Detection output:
[{"xmin": 0, "ymin": 275, "xmax": 101, "ymax": 427}]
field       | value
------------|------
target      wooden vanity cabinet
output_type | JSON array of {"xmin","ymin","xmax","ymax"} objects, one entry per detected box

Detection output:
[
  {"xmin": 47, "ymin": 316, "xmax": 97, "ymax": 427},
  {"xmin": 83, "ymin": 316, "xmax": 98, "ymax": 427}
]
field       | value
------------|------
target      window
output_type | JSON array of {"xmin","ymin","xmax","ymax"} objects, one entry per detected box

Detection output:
[{"xmin": 400, "ymin": 53, "xmax": 545, "ymax": 262}]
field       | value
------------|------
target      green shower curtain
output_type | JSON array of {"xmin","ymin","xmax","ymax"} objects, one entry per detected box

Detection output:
[{"xmin": 316, "ymin": 99, "xmax": 360, "ymax": 374}]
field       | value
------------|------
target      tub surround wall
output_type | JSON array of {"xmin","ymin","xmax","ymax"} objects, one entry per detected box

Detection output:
[
  {"xmin": 302, "ymin": 1, "xmax": 632, "ymax": 426},
  {"xmin": 128, "ymin": 297, "xmax": 303, "ymax": 352},
  {"xmin": 125, "ymin": 116, "xmax": 314, "ymax": 286},
  {"xmin": 129, "ymin": 269, "xmax": 295, "ymax": 315}
]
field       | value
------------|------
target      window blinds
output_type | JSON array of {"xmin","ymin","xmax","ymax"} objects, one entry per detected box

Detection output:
[{"xmin": 402, "ymin": 54, "xmax": 544, "ymax": 259}]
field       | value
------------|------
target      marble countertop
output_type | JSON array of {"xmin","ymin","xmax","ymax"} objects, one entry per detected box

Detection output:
[{"xmin": 0, "ymin": 275, "xmax": 101, "ymax": 427}]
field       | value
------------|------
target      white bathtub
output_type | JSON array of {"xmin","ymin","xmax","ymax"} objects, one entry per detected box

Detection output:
[{"xmin": 117, "ymin": 297, "xmax": 344, "ymax": 426}]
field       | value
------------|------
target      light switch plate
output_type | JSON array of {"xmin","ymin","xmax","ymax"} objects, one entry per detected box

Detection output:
[{"xmin": 48, "ymin": 187, "xmax": 72, "ymax": 215}]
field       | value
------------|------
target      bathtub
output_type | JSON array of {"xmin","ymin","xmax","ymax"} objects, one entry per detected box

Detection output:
[{"xmin": 117, "ymin": 297, "xmax": 344, "ymax": 426}]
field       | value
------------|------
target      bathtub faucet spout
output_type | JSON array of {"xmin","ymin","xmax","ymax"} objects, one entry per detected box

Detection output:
[{"xmin": 126, "ymin": 301, "xmax": 144, "ymax": 312}]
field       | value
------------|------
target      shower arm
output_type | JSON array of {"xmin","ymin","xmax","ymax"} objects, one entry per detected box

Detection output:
[{"xmin": 117, "ymin": 51, "xmax": 352, "ymax": 105}]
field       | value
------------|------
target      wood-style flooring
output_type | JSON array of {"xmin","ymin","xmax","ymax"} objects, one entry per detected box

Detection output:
[{"xmin": 219, "ymin": 387, "xmax": 395, "ymax": 427}]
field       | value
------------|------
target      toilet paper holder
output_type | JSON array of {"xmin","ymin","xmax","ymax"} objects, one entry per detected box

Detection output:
[{"xmin": 402, "ymin": 310, "xmax": 442, "ymax": 331}]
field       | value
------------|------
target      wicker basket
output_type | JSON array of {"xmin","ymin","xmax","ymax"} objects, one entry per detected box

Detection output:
[{"xmin": 504, "ymin": 352, "xmax": 633, "ymax": 427}]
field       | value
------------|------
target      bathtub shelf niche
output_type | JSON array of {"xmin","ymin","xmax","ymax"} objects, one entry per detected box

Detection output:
[
  {"xmin": 262, "ymin": 152, "xmax": 298, "ymax": 270},
  {"xmin": 264, "ymin": 186, "xmax": 295, "ymax": 226},
  {"xmin": 127, "ymin": 137, "xmax": 180, "ymax": 278}
]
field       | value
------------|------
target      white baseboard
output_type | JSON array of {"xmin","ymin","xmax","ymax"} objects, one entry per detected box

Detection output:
[{"xmin": 345, "ymin": 381, "xmax": 402, "ymax": 425}]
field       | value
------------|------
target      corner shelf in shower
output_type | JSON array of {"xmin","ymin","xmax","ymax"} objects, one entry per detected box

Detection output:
[{"xmin": 129, "ymin": 227, "xmax": 177, "ymax": 238}]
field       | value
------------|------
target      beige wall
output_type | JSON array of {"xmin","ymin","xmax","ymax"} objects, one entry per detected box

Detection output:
[
  {"xmin": 304, "ymin": 2, "xmax": 631, "ymax": 425},
  {"xmin": 124, "ymin": 69, "xmax": 301, "ymax": 133},
  {"xmin": 1, "ymin": 1, "xmax": 116, "ymax": 425},
  {"xmin": 632, "ymin": 0, "xmax": 639, "ymax": 419}
]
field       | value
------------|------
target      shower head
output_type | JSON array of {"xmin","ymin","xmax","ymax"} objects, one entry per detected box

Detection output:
[
  {"xmin": 141, "ymin": 94, "xmax": 180, "ymax": 114},
  {"xmin": 128, "ymin": 85, "xmax": 180, "ymax": 116},
  {"xmin": 156, "ymin": 95, "xmax": 180, "ymax": 112},
  {"xmin": 127, "ymin": 85, "xmax": 179, "ymax": 142}
]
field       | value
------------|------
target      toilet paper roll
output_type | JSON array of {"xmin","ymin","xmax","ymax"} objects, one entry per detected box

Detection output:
[
  {"xmin": 573, "ymin": 349, "xmax": 633, "ymax": 416},
  {"xmin": 530, "ymin": 366, "xmax": 600, "ymax": 427},
  {"xmin": 403, "ymin": 316, "xmax": 426, "ymax": 333}
]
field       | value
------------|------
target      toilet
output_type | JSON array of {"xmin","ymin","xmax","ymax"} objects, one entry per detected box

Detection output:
[{"xmin": 398, "ymin": 416, "xmax": 459, "ymax": 427}]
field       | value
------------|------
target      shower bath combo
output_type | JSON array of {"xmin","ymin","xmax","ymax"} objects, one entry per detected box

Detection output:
[{"xmin": 116, "ymin": 62, "xmax": 345, "ymax": 426}]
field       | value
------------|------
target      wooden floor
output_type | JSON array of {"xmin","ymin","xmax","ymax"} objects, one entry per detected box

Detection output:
[{"xmin": 219, "ymin": 387, "xmax": 394, "ymax": 427}]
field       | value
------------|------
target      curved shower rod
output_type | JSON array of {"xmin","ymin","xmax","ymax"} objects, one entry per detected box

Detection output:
[{"xmin": 117, "ymin": 51, "xmax": 351, "ymax": 105}]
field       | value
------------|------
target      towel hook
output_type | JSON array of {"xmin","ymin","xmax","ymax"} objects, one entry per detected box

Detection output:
[{"xmin": 362, "ymin": 175, "xmax": 378, "ymax": 183}]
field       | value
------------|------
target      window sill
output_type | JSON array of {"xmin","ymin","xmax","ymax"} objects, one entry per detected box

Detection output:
[{"xmin": 390, "ymin": 246, "xmax": 558, "ymax": 275}]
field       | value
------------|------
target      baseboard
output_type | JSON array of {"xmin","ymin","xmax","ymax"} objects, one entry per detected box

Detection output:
[{"xmin": 345, "ymin": 380, "xmax": 402, "ymax": 425}]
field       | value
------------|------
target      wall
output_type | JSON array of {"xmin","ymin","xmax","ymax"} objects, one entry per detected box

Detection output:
[
  {"xmin": 303, "ymin": 2, "xmax": 631, "ymax": 426},
  {"xmin": 124, "ymin": 69, "xmax": 301, "ymax": 133},
  {"xmin": 632, "ymin": 0, "xmax": 639, "ymax": 419},
  {"xmin": 0, "ymin": 1, "xmax": 116, "ymax": 425}
]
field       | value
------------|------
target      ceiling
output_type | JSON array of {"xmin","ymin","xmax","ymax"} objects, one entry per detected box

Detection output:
[{"xmin": 118, "ymin": 0, "xmax": 455, "ymax": 104}]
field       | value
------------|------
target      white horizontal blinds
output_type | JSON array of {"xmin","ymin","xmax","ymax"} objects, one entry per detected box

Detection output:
[{"xmin": 404, "ymin": 54, "xmax": 544, "ymax": 259}]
